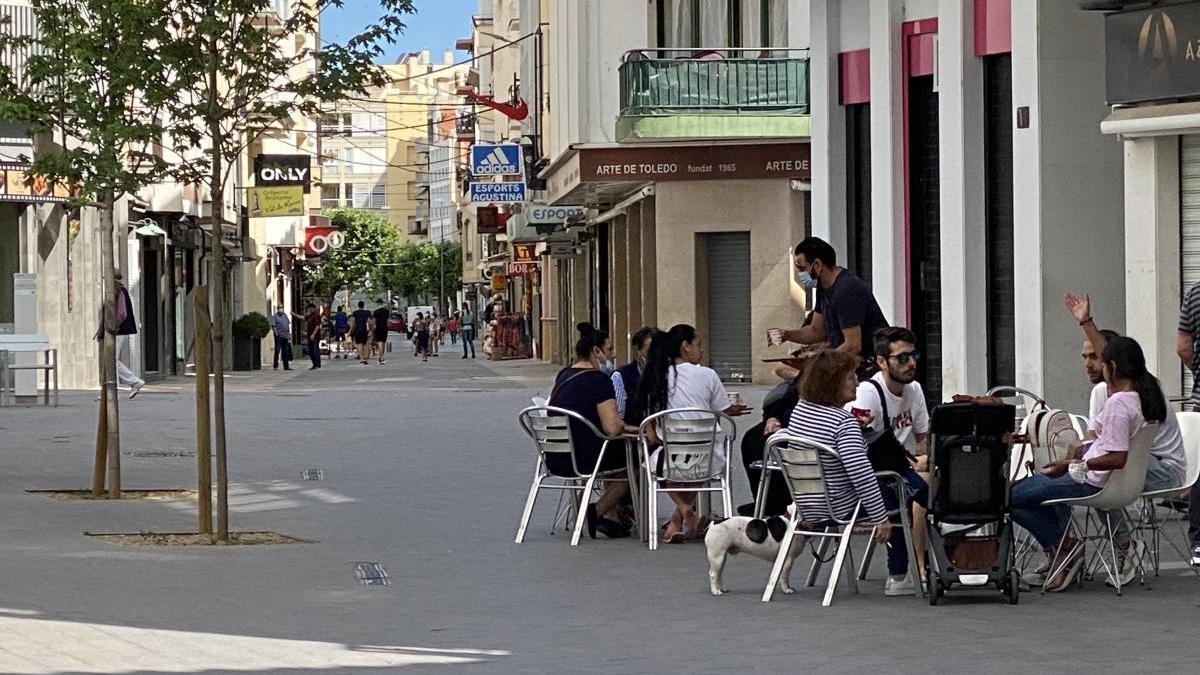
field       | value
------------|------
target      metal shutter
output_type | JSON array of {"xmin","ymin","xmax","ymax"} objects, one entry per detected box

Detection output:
[
  {"xmin": 706, "ymin": 232, "xmax": 752, "ymax": 382},
  {"xmin": 1180, "ymin": 135, "xmax": 1200, "ymax": 396},
  {"xmin": 985, "ymin": 54, "xmax": 1016, "ymax": 388}
]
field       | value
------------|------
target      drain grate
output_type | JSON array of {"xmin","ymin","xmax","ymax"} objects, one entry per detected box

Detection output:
[
  {"xmin": 354, "ymin": 562, "xmax": 389, "ymax": 586},
  {"xmin": 301, "ymin": 469, "xmax": 324, "ymax": 481},
  {"xmin": 125, "ymin": 450, "xmax": 196, "ymax": 458}
]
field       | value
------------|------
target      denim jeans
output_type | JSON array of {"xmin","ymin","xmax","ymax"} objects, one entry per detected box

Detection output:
[
  {"xmin": 1011, "ymin": 473, "xmax": 1101, "ymax": 550},
  {"xmin": 273, "ymin": 335, "xmax": 292, "ymax": 368},
  {"xmin": 462, "ymin": 328, "xmax": 476, "ymax": 357},
  {"xmin": 878, "ymin": 468, "xmax": 929, "ymax": 576}
]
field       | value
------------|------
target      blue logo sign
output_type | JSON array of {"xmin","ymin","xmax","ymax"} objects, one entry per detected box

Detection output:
[
  {"xmin": 470, "ymin": 182, "xmax": 527, "ymax": 203},
  {"xmin": 471, "ymin": 144, "xmax": 523, "ymax": 176}
]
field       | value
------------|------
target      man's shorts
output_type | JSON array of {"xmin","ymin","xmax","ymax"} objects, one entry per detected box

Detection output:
[
  {"xmin": 353, "ymin": 331, "xmax": 369, "ymax": 345},
  {"xmin": 372, "ymin": 330, "xmax": 388, "ymax": 344}
]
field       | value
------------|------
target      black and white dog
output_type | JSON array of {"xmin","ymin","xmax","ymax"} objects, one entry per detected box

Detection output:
[{"xmin": 704, "ymin": 506, "xmax": 804, "ymax": 596}]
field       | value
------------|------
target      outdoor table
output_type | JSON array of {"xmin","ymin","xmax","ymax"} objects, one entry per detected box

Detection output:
[{"xmin": 0, "ymin": 344, "xmax": 59, "ymax": 407}]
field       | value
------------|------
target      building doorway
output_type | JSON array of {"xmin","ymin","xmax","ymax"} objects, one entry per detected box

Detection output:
[
  {"xmin": 985, "ymin": 54, "xmax": 1015, "ymax": 389},
  {"xmin": 704, "ymin": 232, "xmax": 752, "ymax": 382},
  {"xmin": 908, "ymin": 73, "xmax": 942, "ymax": 405}
]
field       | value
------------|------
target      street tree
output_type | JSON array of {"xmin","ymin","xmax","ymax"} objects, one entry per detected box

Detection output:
[
  {"xmin": 166, "ymin": 0, "xmax": 415, "ymax": 540},
  {"xmin": 0, "ymin": 0, "xmax": 192, "ymax": 497}
]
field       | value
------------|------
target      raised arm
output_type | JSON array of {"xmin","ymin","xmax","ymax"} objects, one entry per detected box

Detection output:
[{"xmin": 1066, "ymin": 292, "xmax": 1107, "ymax": 354}]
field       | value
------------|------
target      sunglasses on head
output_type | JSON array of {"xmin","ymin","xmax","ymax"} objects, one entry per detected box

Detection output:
[{"xmin": 889, "ymin": 350, "xmax": 921, "ymax": 364}]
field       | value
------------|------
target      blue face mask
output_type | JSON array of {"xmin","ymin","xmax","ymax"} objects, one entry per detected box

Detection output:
[
  {"xmin": 599, "ymin": 359, "xmax": 616, "ymax": 376},
  {"xmin": 797, "ymin": 271, "xmax": 818, "ymax": 291}
]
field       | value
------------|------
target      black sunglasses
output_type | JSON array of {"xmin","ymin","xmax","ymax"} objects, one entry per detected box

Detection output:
[{"xmin": 888, "ymin": 350, "xmax": 921, "ymax": 364}]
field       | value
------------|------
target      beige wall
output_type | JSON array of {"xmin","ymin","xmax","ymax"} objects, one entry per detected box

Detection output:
[{"xmin": 653, "ymin": 179, "xmax": 807, "ymax": 383}]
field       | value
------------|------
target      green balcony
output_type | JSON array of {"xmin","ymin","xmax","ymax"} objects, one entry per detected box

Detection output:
[{"xmin": 616, "ymin": 49, "xmax": 811, "ymax": 143}]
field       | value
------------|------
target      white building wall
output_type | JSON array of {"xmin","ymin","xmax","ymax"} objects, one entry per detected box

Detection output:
[{"xmin": 868, "ymin": 0, "xmax": 906, "ymax": 325}]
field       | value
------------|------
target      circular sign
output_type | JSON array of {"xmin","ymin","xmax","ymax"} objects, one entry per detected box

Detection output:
[{"xmin": 308, "ymin": 232, "xmax": 346, "ymax": 254}]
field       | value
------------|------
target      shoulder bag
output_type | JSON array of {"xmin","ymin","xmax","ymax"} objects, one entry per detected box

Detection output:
[{"xmin": 863, "ymin": 379, "xmax": 915, "ymax": 474}]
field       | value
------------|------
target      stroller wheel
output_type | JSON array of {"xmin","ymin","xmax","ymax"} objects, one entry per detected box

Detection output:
[
  {"xmin": 1006, "ymin": 569, "xmax": 1020, "ymax": 605},
  {"xmin": 927, "ymin": 568, "xmax": 943, "ymax": 606}
]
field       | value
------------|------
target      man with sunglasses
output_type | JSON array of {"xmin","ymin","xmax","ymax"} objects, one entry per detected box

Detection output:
[{"xmin": 846, "ymin": 326, "xmax": 930, "ymax": 596}]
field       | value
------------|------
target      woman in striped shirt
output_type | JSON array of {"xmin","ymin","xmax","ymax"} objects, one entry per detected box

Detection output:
[{"xmin": 787, "ymin": 350, "xmax": 891, "ymax": 544}]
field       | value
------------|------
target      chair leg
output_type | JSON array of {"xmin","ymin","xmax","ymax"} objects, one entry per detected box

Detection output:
[
  {"xmin": 1104, "ymin": 512, "xmax": 1121, "ymax": 595},
  {"xmin": 858, "ymin": 535, "xmax": 877, "ymax": 581},
  {"xmin": 762, "ymin": 522, "xmax": 799, "ymax": 602},
  {"xmin": 570, "ymin": 474, "xmax": 599, "ymax": 547},
  {"xmin": 824, "ymin": 525, "xmax": 857, "ymax": 607},
  {"xmin": 806, "ymin": 530, "xmax": 832, "ymax": 588},
  {"xmin": 514, "ymin": 476, "xmax": 543, "ymax": 544},
  {"xmin": 648, "ymin": 483, "xmax": 659, "ymax": 551},
  {"xmin": 844, "ymin": 537, "xmax": 860, "ymax": 595},
  {"xmin": 721, "ymin": 478, "xmax": 733, "ymax": 519}
]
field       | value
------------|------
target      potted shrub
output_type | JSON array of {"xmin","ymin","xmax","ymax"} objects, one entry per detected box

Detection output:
[{"xmin": 232, "ymin": 311, "xmax": 269, "ymax": 371}]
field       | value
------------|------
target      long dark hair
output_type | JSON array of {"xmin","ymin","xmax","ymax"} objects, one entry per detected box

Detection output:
[
  {"xmin": 629, "ymin": 324, "xmax": 696, "ymax": 421},
  {"xmin": 574, "ymin": 322, "xmax": 608, "ymax": 361},
  {"xmin": 1102, "ymin": 336, "xmax": 1167, "ymax": 423}
]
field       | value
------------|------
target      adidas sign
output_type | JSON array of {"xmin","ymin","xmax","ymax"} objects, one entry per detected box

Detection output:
[{"xmin": 471, "ymin": 144, "xmax": 522, "ymax": 175}]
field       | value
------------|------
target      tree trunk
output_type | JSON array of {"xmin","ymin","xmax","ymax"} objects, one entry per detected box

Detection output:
[
  {"xmin": 195, "ymin": 286, "xmax": 213, "ymax": 535},
  {"xmin": 92, "ymin": 356, "xmax": 106, "ymax": 496},
  {"xmin": 98, "ymin": 189, "xmax": 121, "ymax": 498},
  {"xmin": 207, "ymin": 37, "xmax": 229, "ymax": 542}
]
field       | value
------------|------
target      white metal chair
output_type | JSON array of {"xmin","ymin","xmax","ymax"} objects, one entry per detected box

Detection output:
[
  {"xmin": 639, "ymin": 408, "xmax": 735, "ymax": 551},
  {"xmin": 1137, "ymin": 411, "xmax": 1200, "ymax": 575},
  {"xmin": 515, "ymin": 405, "xmax": 629, "ymax": 546},
  {"xmin": 1041, "ymin": 424, "xmax": 1156, "ymax": 595},
  {"xmin": 761, "ymin": 432, "xmax": 874, "ymax": 606}
]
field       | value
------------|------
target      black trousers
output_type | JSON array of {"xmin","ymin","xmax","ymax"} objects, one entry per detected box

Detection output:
[
  {"xmin": 740, "ymin": 421, "xmax": 793, "ymax": 517},
  {"xmin": 307, "ymin": 339, "xmax": 321, "ymax": 368}
]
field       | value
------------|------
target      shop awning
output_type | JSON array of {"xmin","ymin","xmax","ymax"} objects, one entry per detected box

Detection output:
[
  {"xmin": 1101, "ymin": 101, "xmax": 1200, "ymax": 138},
  {"xmin": 541, "ymin": 141, "xmax": 811, "ymax": 207}
]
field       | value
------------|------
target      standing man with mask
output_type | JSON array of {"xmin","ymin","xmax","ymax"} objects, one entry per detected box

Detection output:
[
  {"xmin": 770, "ymin": 236, "xmax": 888, "ymax": 377},
  {"xmin": 270, "ymin": 306, "xmax": 293, "ymax": 371}
]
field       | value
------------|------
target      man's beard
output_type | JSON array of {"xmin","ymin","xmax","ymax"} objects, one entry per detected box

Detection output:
[{"xmin": 889, "ymin": 367, "xmax": 916, "ymax": 385}]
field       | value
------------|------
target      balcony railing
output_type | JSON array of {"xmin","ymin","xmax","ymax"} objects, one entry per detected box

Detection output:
[{"xmin": 618, "ymin": 48, "xmax": 810, "ymax": 118}]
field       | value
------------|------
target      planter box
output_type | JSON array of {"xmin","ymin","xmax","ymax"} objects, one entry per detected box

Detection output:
[{"xmin": 232, "ymin": 336, "xmax": 262, "ymax": 371}]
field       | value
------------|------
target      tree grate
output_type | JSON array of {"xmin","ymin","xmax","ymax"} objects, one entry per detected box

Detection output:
[{"xmin": 354, "ymin": 562, "xmax": 389, "ymax": 586}]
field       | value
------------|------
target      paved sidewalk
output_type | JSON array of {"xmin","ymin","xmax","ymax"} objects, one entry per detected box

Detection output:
[{"xmin": 0, "ymin": 353, "xmax": 1197, "ymax": 674}]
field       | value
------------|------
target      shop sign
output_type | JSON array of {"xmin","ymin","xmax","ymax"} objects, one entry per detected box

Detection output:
[
  {"xmin": 512, "ymin": 244, "xmax": 538, "ymax": 263},
  {"xmin": 249, "ymin": 186, "xmax": 305, "ymax": 218},
  {"xmin": 491, "ymin": 274, "xmax": 508, "ymax": 292},
  {"xmin": 578, "ymin": 143, "xmax": 811, "ymax": 183},
  {"xmin": 0, "ymin": 164, "xmax": 70, "ymax": 203},
  {"xmin": 304, "ymin": 225, "xmax": 345, "ymax": 255},
  {"xmin": 507, "ymin": 261, "xmax": 538, "ymax": 276},
  {"xmin": 1105, "ymin": 4, "xmax": 1200, "ymax": 104},
  {"xmin": 547, "ymin": 241, "xmax": 574, "ymax": 257},
  {"xmin": 471, "ymin": 143, "xmax": 523, "ymax": 176},
  {"xmin": 253, "ymin": 154, "xmax": 311, "ymax": 193},
  {"xmin": 470, "ymin": 181, "xmax": 526, "ymax": 203},
  {"xmin": 526, "ymin": 203, "xmax": 585, "ymax": 224}
]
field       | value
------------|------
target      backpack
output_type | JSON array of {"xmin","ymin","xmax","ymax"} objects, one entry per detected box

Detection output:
[{"xmin": 334, "ymin": 312, "xmax": 349, "ymax": 330}]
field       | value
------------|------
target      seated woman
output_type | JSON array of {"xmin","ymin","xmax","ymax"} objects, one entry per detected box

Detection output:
[
  {"xmin": 633, "ymin": 324, "xmax": 746, "ymax": 542},
  {"xmin": 549, "ymin": 323, "xmax": 630, "ymax": 539},
  {"xmin": 786, "ymin": 350, "xmax": 891, "ymax": 547},
  {"xmin": 1011, "ymin": 336, "xmax": 1168, "ymax": 592}
]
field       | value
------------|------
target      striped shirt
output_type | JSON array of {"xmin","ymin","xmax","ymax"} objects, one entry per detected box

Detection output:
[
  {"xmin": 1180, "ymin": 281, "xmax": 1200, "ymax": 403},
  {"xmin": 786, "ymin": 400, "xmax": 888, "ymax": 524}
]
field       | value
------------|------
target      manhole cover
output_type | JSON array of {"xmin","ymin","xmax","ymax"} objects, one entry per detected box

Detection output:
[
  {"xmin": 301, "ymin": 469, "xmax": 323, "ymax": 481},
  {"xmin": 125, "ymin": 450, "xmax": 196, "ymax": 458},
  {"xmin": 354, "ymin": 562, "xmax": 389, "ymax": 586}
]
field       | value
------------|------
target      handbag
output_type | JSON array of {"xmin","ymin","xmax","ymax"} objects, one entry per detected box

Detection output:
[{"xmin": 863, "ymin": 379, "xmax": 914, "ymax": 474}]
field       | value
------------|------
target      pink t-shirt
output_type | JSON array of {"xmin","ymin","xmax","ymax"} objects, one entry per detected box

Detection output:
[{"xmin": 1083, "ymin": 391, "xmax": 1145, "ymax": 488}]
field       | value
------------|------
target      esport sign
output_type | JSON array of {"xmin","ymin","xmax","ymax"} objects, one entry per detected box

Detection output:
[{"xmin": 526, "ymin": 204, "xmax": 585, "ymax": 224}]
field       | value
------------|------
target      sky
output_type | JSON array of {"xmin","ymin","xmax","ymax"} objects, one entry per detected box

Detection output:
[{"xmin": 322, "ymin": 0, "xmax": 476, "ymax": 65}]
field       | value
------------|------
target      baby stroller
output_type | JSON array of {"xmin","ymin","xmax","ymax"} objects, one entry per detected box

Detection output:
[{"xmin": 926, "ymin": 400, "xmax": 1019, "ymax": 605}]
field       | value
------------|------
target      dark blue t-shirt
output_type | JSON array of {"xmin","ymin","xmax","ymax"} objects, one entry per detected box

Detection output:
[
  {"xmin": 814, "ymin": 269, "xmax": 889, "ymax": 359},
  {"xmin": 548, "ymin": 368, "xmax": 616, "ymax": 474}
]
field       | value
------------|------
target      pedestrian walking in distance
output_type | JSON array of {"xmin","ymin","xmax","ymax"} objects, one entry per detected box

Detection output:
[
  {"xmin": 414, "ymin": 311, "xmax": 430, "ymax": 362},
  {"xmin": 305, "ymin": 302, "xmax": 322, "ymax": 370},
  {"xmin": 270, "ymin": 306, "xmax": 294, "ymax": 370},
  {"xmin": 449, "ymin": 313, "xmax": 459, "ymax": 345},
  {"xmin": 332, "ymin": 305, "xmax": 350, "ymax": 359},
  {"xmin": 460, "ymin": 303, "xmax": 476, "ymax": 359},
  {"xmin": 350, "ymin": 300, "xmax": 372, "ymax": 365},
  {"xmin": 94, "ymin": 271, "xmax": 145, "ymax": 398},
  {"xmin": 371, "ymin": 298, "xmax": 389, "ymax": 365}
]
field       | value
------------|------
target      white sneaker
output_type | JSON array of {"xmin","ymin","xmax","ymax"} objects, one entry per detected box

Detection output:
[
  {"xmin": 1106, "ymin": 539, "xmax": 1146, "ymax": 587},
  {"xmin": 1022, "ymin": 555, "xmax": 1051, "ymax": 587},
  {"xmin": 1191, "ymin": 544, "xmax": 1200, "ymax": 567},
  {"xmin": 885, "ymin": 576, "xmax": 916, "ymax": 596},
  {"xmin": 129, "ymin": 381, "xmax": 144, "ymax": 399}
]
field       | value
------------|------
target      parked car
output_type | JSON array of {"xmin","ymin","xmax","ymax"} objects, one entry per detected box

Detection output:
[{"xmin": 388, "ymin": 311, "xmax": 406, "ymax": 333}]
